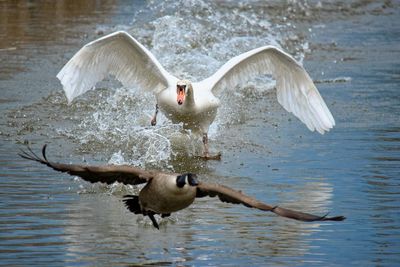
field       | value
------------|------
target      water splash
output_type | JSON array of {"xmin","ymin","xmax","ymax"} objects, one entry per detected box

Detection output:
[{"xmin": 6, "ymin": 0, "xmax": 313, "ymax": 168}]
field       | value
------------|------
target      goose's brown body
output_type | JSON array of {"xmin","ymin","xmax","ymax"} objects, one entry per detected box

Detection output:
[
  {"xmin": 19, "ymin": 145, "xmax": 345, "ymax": 229},
  {"xmin": 139, "ymin": 173, "xmax": 197, "ymax": 214}
]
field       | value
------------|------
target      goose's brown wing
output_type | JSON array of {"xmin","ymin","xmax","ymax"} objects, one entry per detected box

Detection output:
[
  {"xmin": 19, "ymin": 145, "xmax": 154, "ymax": 185},
  {"xmin": 196, "ymin": 182, "xmax": 345, "ymax": 222}
]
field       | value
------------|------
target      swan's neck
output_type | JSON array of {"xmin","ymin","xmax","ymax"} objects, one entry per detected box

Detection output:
[{"xmin": 183, "ymin": 84, "xmax": 195, "ymax": 107}]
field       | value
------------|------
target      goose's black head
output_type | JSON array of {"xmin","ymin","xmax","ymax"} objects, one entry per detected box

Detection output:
[{"xmin": 176, "ymin": 173, "xmax": 199, "ymax": 188}]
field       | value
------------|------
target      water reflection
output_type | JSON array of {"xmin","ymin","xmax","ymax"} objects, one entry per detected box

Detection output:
[
  {"xmin": 0, "ymin": 0, "xmax": 118, "ymax": 80},
  {"xmin": 0, "ymin": 0, "xmax": 117, "ymax": 47},
  {"xmin": 363, "ymin": 127, "xmax": 400, "ymax": 264}
]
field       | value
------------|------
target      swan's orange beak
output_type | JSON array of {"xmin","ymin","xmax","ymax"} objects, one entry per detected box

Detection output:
[{"xmin": 177, "ymin": 86, "xmax": 185, "ymax": 105}]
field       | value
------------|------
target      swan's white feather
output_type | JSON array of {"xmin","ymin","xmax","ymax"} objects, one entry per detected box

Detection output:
[
  {"xmin": 200, "ymin": 46, "xmax": 335, "ymax": 134},
  {"xmin": 57, "ymin": 31, "xmax": 177, "ymax": 103}
]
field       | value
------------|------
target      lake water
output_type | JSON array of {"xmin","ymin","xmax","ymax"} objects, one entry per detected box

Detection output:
[{"xmin": 1, "ymin": 1, "xmax": 399, "ymax": 266}]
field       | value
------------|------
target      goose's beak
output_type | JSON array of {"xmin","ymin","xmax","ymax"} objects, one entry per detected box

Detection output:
[{"xmin": 177, "ymin": 88, "xmax": 185, "ymax": 105}]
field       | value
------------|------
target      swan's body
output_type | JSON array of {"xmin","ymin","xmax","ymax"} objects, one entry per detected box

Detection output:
[
  {"xmin": 19, "ymin": 145, "xmax": 345, "ymax": 229},
  {"xmin": 157, "ymin": 80, "xmax": 220, "ymax": 135},
  {"xmin": 57, "ymin": 31, "xmax": 335, "ymax": 158}
]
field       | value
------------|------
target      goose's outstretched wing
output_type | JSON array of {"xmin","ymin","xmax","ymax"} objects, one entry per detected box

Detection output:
[
  {"xmin": 196, "ymin": 182, "xmax": 345, "ymax": 222},
  {"xmin": 199, "ymin": 46, "xmax": 335, "ymax": 134},
  {"xmin": 57, "ymin": 31, "xmax": 178, "ymax": 103},
  {"xmin": 19, "ymin": 145, "xmax": 154, "ymax": 185}
]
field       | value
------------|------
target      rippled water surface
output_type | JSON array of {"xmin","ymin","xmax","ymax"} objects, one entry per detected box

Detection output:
[{"xmin": 1, "ymin": 1, "xmax": 399, "ymax": 266}]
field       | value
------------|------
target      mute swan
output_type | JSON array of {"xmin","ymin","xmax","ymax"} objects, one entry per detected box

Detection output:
[
  {"xmin": 57, "ymin": 31, "xmax": 335, "ymax": 159},
  {"xmin": 20, "ymin": 145, "xmax": 345, "ymax": 229}
]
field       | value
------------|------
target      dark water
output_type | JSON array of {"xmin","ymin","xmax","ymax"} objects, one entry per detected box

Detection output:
[{"xmin": 1, "ymin": 1, "xmax": 400, "ymax": 266}]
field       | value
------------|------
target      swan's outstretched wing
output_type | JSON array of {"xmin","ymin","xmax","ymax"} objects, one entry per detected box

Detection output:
[
  {"xmin": 57, "ymin": 31, "xmax": 178, "ymax": 103},
  {"xmin": 199, "ymin": 46, "xmax": 335, "ymax": 134},
  {"xmin": 19, "ymin": 145, "xmax": 154, "ymax": 185},
  {"xmin": 196, "ymin": 182, "xmax": 345, "ymax": 222}
]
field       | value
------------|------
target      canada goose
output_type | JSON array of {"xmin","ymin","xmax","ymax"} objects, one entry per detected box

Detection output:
[
  {"xmin": 19, "ymin": 145, "xmax": 345, "ymax": 229},
  {"xmin": 57, "ymin": 31, "xmax": 334, "ymax": 159}
]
